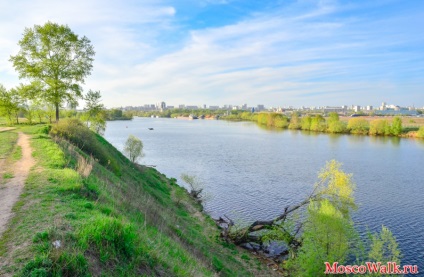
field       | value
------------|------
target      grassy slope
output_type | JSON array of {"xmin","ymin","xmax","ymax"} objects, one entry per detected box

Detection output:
[{"xmin": 0, "ymin": 124, "xmax": 270, "ymax": 276}]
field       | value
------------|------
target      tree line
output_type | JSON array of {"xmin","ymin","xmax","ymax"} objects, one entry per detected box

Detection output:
[{"xmin": 223, "ymin": 111, "xmax": 424, "ymax": 138}]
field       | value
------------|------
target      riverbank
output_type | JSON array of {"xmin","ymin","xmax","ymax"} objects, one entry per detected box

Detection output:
[
  {"xmin": 221, "ymin": 112, "xmax": 424, "ymax": 139},
  {"xmin": 0, "ymin": 123, "xmax": 274, "ymax": 276}
]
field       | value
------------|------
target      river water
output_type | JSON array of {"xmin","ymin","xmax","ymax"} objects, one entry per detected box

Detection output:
[{"xmin": 105, "ymin": 117, "xmax": 424, "ymax": 270}]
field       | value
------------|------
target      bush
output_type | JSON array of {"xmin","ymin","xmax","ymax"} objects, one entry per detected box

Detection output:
[
  {"xmin": 417, "ymin": 126, "xmax": 424, "ymax": 138},
  {"xmin": 347, "ymin": 118, "xmax": 369, "ymax": 134},
  {"xmin": 301, "ymin": 116, "xmax": 312, "ymax": 130},
  {"xmin": 50, "ymin": 119, "xmax": 120, "ymax": 174},
  {"xmin": 369, "ymin": 119, "xmax": 389, "ymax": 136},
  {"xmin": 327, "ymin": 121, "xmax": 347, "ymax": 133}
]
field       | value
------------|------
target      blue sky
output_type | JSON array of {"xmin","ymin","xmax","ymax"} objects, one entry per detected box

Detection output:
[{"xmin": 0, "ymin": 0, "xmax": 423, "ymax": 108}]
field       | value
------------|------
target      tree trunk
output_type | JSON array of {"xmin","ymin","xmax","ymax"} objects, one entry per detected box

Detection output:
[{"xmin": 55, "ymin": 103, "xmax": 59, "ymax": 122}]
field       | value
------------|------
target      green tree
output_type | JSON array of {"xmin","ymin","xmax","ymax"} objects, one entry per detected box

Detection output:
[
  {"xmin": 82, "ymin": 90, "xmax": 106, "ymax": 135},
  {"xmin": 368, "ymin": 226, "xmax": 401, "ymax": 265},
  {"xmin": 290, "ymin": 200, "xmax": 357, "ymax": 276},
  {"xmin": 0, "ymin": 85, "xmax": 21, "ymax": 124},
  {"xmin": 124, "ymin": 135, "xmax": 144, "ymax": 163},
  {"xmin": 391, "ymin": 117, "xmax": 402, "ymax": 136},
  {"xmin": 327, "ymin": 112, "xmax": 339, "ymax": 123},
  {"xmin": 310, "ymin": 115, "xmax": 326, "ymax": 132},
  {"xmin": 288, "ymin": 112, "xmax": 301, "ymax": 129},
  {"xmin": 417, "ymin": 126, "xmax": 424, "ymax": 138},
  {"xmin": 10, "ymin": 21, "xmax": 95, "ymax": 122},
  {"xmin": 369, "ymin": 119, "xmax": 389, "ymax": 136},
  {"xmin": 301, "ymin": 115, "xmax": 312, "ymax": 130},
  {"xmin": 347, "ymin": 118, "xmax": 369, "ymax": 134}
]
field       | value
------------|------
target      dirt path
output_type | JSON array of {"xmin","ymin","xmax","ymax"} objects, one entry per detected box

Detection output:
[
  {"xmin": 0, "ymin": 127, "xmax": 16, "ymax": 133},
  {"xmin": 0, "ymin": 132, "xmax": 35, "ymax": 237}
]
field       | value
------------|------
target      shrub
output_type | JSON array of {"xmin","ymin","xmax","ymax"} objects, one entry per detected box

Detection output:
[
  {"xmin": 50, "ymin": 119, "xmax": 120, "ymax": 174},
  {"xmin": 417, "ymin": 126, "xmax": 424, "ymax": 138},
  {"xmin": 369, "ymin": 119, "xmax": 389, "ymax": 136},
  {"xmin": 391, "ymin": 117, "xmax": 402, "ymax": 136},
  {"xmin": 301, "ymin": 116, "xmax": 312, "ymax": 130},
  {"xmin": 327, "ymin": 121, "xmax": 347, "ymax": 133},
  {"xmin": 347, "ymin": 118, "xmax": 369, "ymax": 134},
  {"xmin": 310, "ymin": 115, "xmax": 326, "ymax": 132},
  {"xmin": 288, "ymin": 112, "xmax": 301, "ymax": 129}
]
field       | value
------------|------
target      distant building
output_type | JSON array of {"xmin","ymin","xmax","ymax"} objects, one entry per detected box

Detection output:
[
  {"xmin": 366, "ymin": 105, "xmax": 373, "ymax": 111},
  {"xmin": 209, "ymin": 106, "xmax": 219, "ymax": 110},
  {"xmin": 256, "ymin": 104, "xmax": 265, "ymax": 111},
  {"xmin": 353, "ymin": 106, "xmax": 361, "ymax": 112},
  {"xmin": 323, "ymin": 106, "xmax": 347, "ymax": 113}
]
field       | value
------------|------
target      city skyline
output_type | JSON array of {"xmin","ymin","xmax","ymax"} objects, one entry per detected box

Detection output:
[{"xmin": 1, "ymin": 1, "xmax": 423, "ymax": 108}]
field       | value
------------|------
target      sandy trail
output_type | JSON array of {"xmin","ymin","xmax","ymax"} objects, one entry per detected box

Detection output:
[
  {"xmin": 0, "ymin": 127, "xmax": 16, "ymax": 133},
  {"xmin": 0, "ymin": 132, "xmax": 35, "ymax": 237}
]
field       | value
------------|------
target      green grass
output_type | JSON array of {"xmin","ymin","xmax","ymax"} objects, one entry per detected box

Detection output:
[
  {"xmin": 0, "ymin": 131, "xmax": 18, "ymax": 159},
  {"xmin": 12, "ymin": 146, "xmax": 22, "ymax": 161},
  {"xmin": 0, "ymin": 122, "xmax": 270, "ymax": 276},
  {"xmin": 3, "ymin": 172, "xmax": 14, "ymax": 179}
]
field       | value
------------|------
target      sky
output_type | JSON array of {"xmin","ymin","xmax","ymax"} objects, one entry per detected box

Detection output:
[{"xmin": 0, "ymin": 0, "xmax": 423, "ymax": 108}]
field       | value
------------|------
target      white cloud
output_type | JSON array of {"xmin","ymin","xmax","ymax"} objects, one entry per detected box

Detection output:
[{"xmin": 1, "ymin": 0, "xmax": 423, "ymax": 107}]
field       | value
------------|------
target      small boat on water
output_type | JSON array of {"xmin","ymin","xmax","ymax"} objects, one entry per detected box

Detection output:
[{"xmin": 148, "ymin": 128, "xmax": 154, "ymax": 130}]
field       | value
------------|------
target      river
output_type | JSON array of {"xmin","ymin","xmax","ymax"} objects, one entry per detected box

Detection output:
[{"xmin": 104, "ymin": 117, "xmax": 424, "ymax": 270}]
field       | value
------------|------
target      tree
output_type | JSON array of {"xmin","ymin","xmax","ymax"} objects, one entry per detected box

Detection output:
[
  {"xmin": 288, "ymin": 112, "xmax": 301, "ymax": 129},
  {"xmin": 10, "ymin": 21, "xmax": 95, "ymax": 122},
  {"xmin": 124, "ymin": 135, "xmax": 144, "ymax": 163},
  {"xmin": 0, "ymin": 85, "xmax": 21, "ymax": 124},
  {"xmin": 369, "ymin": 119, "xmax": 389, "ymax": 136},
  {"xmin": 368, "ymin": 226, "xmax": 401, "ymax": 265},
  {"xmin": 310, "ymin": 115, "xmax": 326, "ymax": 132},
  {"xmin": 301, "ymin": 115, "xmax": 312, "ymax": 130},
  {"xmin": 417, "ymin": 126, "xmax": 424, "ymax": 138},
  {"xmin": 391, "ymin": 117, "xmax": 402, "ymax": 136},
  {"xmin": 347, "ymin": 118, "xmax": 369, "ymax": 134},
  {"xmin": 181, "ymin": 174, "xmax": 205, "ymax": 202},
  {"xmin": 82, "ymin": 90, "xmax": 106, "ymax": 135}
]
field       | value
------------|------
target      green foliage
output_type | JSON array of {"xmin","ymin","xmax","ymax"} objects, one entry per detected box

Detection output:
[
  {"xmin": 327, "ymin": 113, "xmax": 347, "ymax": 133},
  {"xmin": 316, "ymin": 160, "xmax": 356, "ymax": 216},
  {"xmin": 79, "ymin": 215, "xmax": 137, "ymax": 262},
  {"xmin": 10, "ymin": 21, "xmax": 95, "ymax": 122},
  {"xmin": 391, "ymin": 116, "xmax": 402, "ymax": 136},
  {"xmin": 0, "ymin": 84, "xmax": 21, "ymax": 124},
  {"xmin": 123, "ymin": 134, "xmax": 144, "ymax": 163},
  {"xmin": 290, "ymin": 200, "xmax": 357, "ymax": 277},
  {"xmin": 417, "ymin": 126, "xmax": 424, "ymax": 138},
  {"xmin": 301, "ymin": 116, "xmax": 312, "ymax": 130},
  {"xmin": 347, "ymin": 118, "xmax": 369, "ymax": 134},
  {"xmin": 82, "ymin": 90, "xmax": 106, "ymax": 135},
  {"xmin": 288, "ymin": 112, "xmax": 301, "ymax": 129},
  {"xmin": 50, "ymin": 119, "xmax": 120, "ymax": 174},
  {"xmin": 368, "ymin": 226, "xmax": 401, "ymax": 265},
  {"xmin": 327, "ymin": 112, "xmax": 339, "ymax": 123},
  {"xmin": 369, "ymin": 119, "xmax": 390, "ymax": 136},
  {"xmin": 21, "ymin": 252, "xmax": 89, "ymax": 277},
  {"xmin": 327, "ymin": 120, "xmax": 347, "ymax": 133},
  {"xmin": 310, "ymin": 115, "xmax": 326, "ymax": 132}
]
